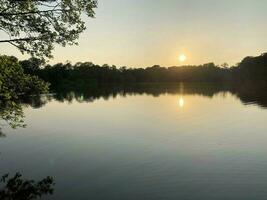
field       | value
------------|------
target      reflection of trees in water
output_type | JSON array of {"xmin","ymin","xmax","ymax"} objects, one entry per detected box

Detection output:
[
  {"xmin": 0, "ymin": 173, "xmax": 54, "ymax": 200},
  {"xmin": 48, "ymin": 83, "xmax": 267, "ymax": 109},
  {"xmin": 0, "ymin": 101, "xmax": 55, "ymax": 200},
  {"xmin": 20, "ymin": 95, "xmax": 53, "ymax": 109},
  {"xmin": 230, "ymin": 83, "xmax": 267, "ymax": 108},
  {"xmin": 51, "ymin": 83, "xmax": 229, "ymax": 103},
  {"xmin": 5, "ymin": 83, "xmax": 265, "ymax": 109},
  {"xmin": 0, "ymin": 95, "xmax": 53, "ymax": 135},
  {"xmin": 1, "ymin": 83, "xmax": 267, "ymax": 135}
]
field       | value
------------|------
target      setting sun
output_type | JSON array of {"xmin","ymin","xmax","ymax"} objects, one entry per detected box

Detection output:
[
  {"xmin": 179, "ymin": 54, "xmax": 187, "ymax": 62},
  {"xmin": 1, "ymin": 1, "xmax": 267, "ymax": 199}
]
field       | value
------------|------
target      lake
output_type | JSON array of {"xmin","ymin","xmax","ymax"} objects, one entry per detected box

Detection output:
[{"xmin": 1, "ymin": 83, "xmax": 267, "ymax": 200}]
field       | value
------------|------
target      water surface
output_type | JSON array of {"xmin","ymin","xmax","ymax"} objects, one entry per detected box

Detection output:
[{"xmin": 1, "ymin": 84, "xmax": 267, "ymax": 200}]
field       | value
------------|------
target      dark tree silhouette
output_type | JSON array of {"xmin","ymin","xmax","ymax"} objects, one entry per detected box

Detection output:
[
  {"xmin": 233, "ymin": 53, "xmax": 267, "ymax": 82},
  {"xmin": 19, "ymin": 57, "xmax": 45, "ymax": 74},
  {"xmin": 0, "ymin": 55, "xmax": 49, "ymax": 101},
  {"xmin": 0, "ymin": 173, "xmax": 54, "ymax": 200},
  {"xmin": 22, "ymin": 53, "xmax": 264, "ymax": 89}
]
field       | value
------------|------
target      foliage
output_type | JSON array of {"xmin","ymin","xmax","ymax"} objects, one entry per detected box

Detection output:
[
  {"xmin": 17, "ymin": 53, "xmax": 267, "ymax": 90},
  {"xmin": 0, "ymin": 95, "xmax": 52, "ymax": 137},
  {"xmin": 0, "ymin": 100, "xmax": 25, "ymax": 130},
  {"xmin": 19, "ymin": 57, "xmax": 45, "ymax": 74},
  {"xmin": 0, "ymin": 173, "xmax": 54, "ymax": 200},
  {"xmin": 25, "ymin": 62, "xmax": 230, "ymax": 90},
  {"xmin": 0, "ymin": 0, "xmax": 97, "ymax": 59},
  {"xmin": 0, "ymin": 55, "xmax": 49, "ymax": 101},
  {"xmin": 0, "ymin": 55, "xmax": 49, "ymax": 136},
  {"xmin": 232, "ymin": 53, "xmax": 267, "ymax": 83}
]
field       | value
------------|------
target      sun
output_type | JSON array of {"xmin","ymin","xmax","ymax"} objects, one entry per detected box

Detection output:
[{"xmin": 179, "ymin": 54, "xmax": 187, "ymax": 62}]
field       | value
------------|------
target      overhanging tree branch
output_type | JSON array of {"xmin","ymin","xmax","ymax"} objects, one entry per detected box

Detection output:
[
  {"xmin": 0, "ymin": 0, "xmax": 98, "ymax": 59},
  {"xmin": 8, "ymin": 41, "xmax": 30, "ymax": 52},
  {"xmin": 0, "ymin": 9, "xmax": 70, "ymax": 16},
  {"xmin": 0, "ymin": 37, "xmax": 40, "ymax": 43}
]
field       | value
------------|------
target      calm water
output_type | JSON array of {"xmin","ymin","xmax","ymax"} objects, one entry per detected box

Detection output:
[{"xmin": 1, "ymin": 84, "xmax": 267, "ymax": 200}]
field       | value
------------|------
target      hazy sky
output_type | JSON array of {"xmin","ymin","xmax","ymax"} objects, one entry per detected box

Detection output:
[{"xmin": 1, "ymin": 0, "xmax": 267, "ymax": 67}]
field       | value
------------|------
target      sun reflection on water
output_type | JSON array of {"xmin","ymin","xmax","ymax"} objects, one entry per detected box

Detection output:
[{"xmin": 178, "ymin": 97, "xmax": 184, "ymax": 108}]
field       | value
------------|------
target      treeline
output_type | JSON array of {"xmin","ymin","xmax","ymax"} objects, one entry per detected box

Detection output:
[
  {"xmin": 18, "ymin": 53, "xmax": 267, "ymax": 90},
  {"xmin": 231, "ymin": 53, "xmax": 267, "ymax": 82},
  {"xmin": 21, "ymin": 61, "xmax": 230, "ymax": 90}
]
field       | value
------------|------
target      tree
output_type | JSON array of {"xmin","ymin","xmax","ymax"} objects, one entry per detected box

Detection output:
[
  {"xmin": 0, "ymin": 173, "xmax": 54, "ymax": 200},
  {"xmin": 0, "ymin": 55, "xmax": 49, "ymax": 100},
  {"xmin": 221, "ymin": 63, "xmax": 229, "ymax": 69},
  {"xmin": 0, "ymin": 0, "xmax": 98, "ymax": 60},
  {"xmin": 20, "ymin": 57, "xmax": 45, "ymax": 74}
]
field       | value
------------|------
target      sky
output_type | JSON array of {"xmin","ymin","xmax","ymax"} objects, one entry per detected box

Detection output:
[{"xmin": 1, "ymin": 0, "xmax": 267, "ymax": 67}]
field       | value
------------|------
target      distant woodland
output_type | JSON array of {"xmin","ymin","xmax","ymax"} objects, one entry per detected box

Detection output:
[
  {"xmin": 19, "ymin": 53, "xmax": 267, "ymax": 90},
  {"xmin": 0, "ymin": 53, "xmax": 267, "ymax": 101}
]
